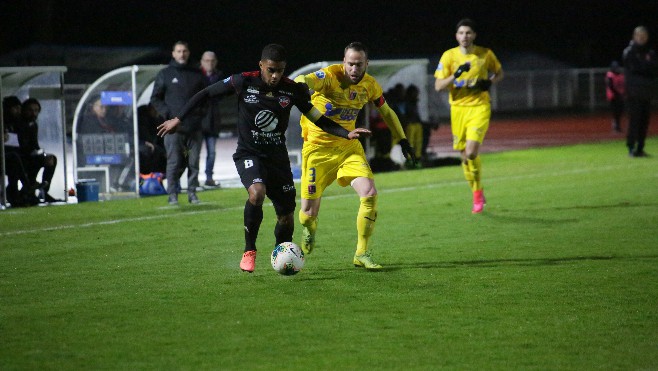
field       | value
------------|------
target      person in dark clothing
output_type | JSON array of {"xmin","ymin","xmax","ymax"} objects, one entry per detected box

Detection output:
[
  {"xmin": 16, "ymin": 98, "xmax": 59, "ymax": 203},
  {"xmin": 137, "ymin": 103, "xmax": 167, "ymax": 174},
  {"xmin": 3, "ymin": 96, "xmax": 39, "ymax": 207},
  {"xmin": 622, "ymin": 26, "xmax": 658, "ymax": 157},
  {"xmin": 150, "ymin": 41, "xmax": 207, "ymax": 204},
  {"xmin": 200, "ymin": 51, "xmax": 224, "ymax": 187},
  {"xmin": 156, "ymin": 44, "xmax": 370, "ymax": 273}
]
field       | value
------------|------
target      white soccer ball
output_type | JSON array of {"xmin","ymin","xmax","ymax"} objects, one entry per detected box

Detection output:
[{"xmin": 271, "ymin": 242, "xmax": 305, "ymax": 275}]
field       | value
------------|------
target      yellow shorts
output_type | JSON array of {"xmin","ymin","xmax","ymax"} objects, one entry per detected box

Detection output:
[
  {"xmin": 450, "ymin": 104, "xmax": 491, "ymax": 150},
  {"xmin": 301, "ymin": 140, "xmax": 374, "ymax": 199}
]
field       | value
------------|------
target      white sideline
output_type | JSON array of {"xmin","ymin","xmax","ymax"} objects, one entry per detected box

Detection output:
[{"xmin": 0, "ymin": 163, "xmax": 646, "ymax": 237}]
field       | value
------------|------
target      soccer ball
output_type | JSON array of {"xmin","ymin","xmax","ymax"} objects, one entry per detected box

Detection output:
[{"xmin": 271, "ymin": 242, "xmax": 305, "ymax": 275}]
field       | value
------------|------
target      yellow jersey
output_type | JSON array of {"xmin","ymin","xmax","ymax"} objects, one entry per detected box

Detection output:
[
  {"xmin": 434, "ymin": 46, "xmax": 502, "ymax": 106},
  {"xmin": 300, "ymin": 64, "xmax": 385, "ymax": 147}
]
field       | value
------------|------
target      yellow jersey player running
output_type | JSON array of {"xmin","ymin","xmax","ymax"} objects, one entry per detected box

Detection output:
[
  {"xmin": 434, "ymin": 18, "xmax": 503, "ymax": 213},
  {"xmin": 295, "ymin": 42, "xmax": 416, "ymax": 269}
]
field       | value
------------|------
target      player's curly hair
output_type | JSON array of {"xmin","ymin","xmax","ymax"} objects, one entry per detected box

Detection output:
[
  {"xmin": 344, "ymin": 42, "xmax": 369, "ymax": 59},
  {"xmin": 261, "ymin": 44, "xmax": 287, "ymax": 62}
]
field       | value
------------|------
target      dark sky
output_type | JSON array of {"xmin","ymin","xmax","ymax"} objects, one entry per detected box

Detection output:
[{"xmin": 2, "ymin": 0, "xmax": 658, "ymax": 73}]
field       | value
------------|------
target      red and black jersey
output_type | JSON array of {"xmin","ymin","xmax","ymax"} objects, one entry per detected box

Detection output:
[{"xmin": 178, "ymin": 71, "xmax": 313, "ymax": 163}]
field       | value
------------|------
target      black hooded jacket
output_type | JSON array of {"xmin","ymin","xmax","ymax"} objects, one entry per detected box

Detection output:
[{"xmin": 150, "ymin": 59, "xmax": 207, "ymax": 133}]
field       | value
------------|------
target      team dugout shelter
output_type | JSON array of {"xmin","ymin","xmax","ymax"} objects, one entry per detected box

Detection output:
[
  {"xmin": 72, "ymin": 65, "xmax": 165, "ymax": 199},
  {"xmin": 0, "ymin": 66, "xmax": 68, "ymax": 208}
]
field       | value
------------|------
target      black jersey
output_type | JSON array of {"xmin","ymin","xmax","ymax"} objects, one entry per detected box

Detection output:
[{"xmin": 178, "ymin": 71, "xmax": 313, "ymax": 163}]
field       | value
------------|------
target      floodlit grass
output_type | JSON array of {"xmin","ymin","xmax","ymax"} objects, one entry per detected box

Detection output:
[{"xmin": 1, "ymin": 138, "xmax": 657, "ymax": 370}]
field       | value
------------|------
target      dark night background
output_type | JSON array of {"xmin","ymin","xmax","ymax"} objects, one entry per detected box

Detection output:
[{"xmin": 1, "ymin": 0, "xmax": 658, "ymax": 76}]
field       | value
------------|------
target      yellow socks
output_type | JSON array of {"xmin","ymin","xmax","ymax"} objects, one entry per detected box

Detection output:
[
  {"xmin": 462, "ymin": 156, "xmax": 483, "ymax": 192},
  {"xmin": 356, "ymin": 195, "xmax": 377, "ymax": 255},
  {"xmin": 299, "ymin": 209, "xmax": 317, "ymax": 232}
]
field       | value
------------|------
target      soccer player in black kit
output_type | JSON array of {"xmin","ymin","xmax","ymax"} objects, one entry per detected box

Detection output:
[{"xmin": 157, "ymin": 44, "xmax": 370, "ymax": 272}]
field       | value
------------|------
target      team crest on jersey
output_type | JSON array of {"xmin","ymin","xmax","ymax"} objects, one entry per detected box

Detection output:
[
  {"xmin": 266, "ymin": 92, "xmax": 274, "ymax": 97},
  {"xmin": 349, "ymin": 91, "xmax": 357, "ymax": 100},
  {"xmin": 278, "ymin": 96, "xmax": 291, "ymax": 108},
  {"xmin": 314, "ymin": 71, "xmax": 326, "ymax": 79}
]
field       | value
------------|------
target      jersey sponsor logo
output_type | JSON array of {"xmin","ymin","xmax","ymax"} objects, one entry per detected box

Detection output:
[
  {"xmin": 314, "ymin": 70, "xmax": 325, "ymax": 79},
  {"xmin": 255, "ymin": 110, "xmax": 279, "ymax": 132},
  {"xmin": 278, "ymin": 96, "xmax": 291, "ymax": 108},
  {"xmin": 244, "ymin": 95, "xmax": 259, "ymax": 104},
  {"xmin": 247, "ymin": 86, "xmax": 259, "ymax": 94},
  {"xmin": 324, "ymin": 103, "xmax": 360, "ymax": 121}
]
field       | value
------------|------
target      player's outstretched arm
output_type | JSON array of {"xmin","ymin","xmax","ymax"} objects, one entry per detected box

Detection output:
[{"xmin": 303, "ymin": 107, "xmax": 363, "ymax": 139}]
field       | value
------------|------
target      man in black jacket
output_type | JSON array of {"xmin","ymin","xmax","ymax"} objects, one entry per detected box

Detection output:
[
  {"xmin": 623, "ymin": 26, "xmax": 658, "ymax": 157},
  {"xmin": 150, "ymin": 41, "xmax": 207, "ymax": 204}
]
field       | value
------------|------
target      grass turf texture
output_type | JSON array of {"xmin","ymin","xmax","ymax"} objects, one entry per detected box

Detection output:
[{"xmin": 1, "ymin": 138, "xmax": 657, "ymax": 370}]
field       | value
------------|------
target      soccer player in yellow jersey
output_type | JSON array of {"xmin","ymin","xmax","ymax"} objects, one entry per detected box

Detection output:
[
  {"xmin": 434, "ymin": 18, "xmax": 504, "ymax": 214},
  {"xmin": 294, "ymin": 42, "xmax": 416, "ymax": 269}
]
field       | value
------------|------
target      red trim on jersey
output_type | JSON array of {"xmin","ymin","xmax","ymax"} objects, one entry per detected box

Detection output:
[
  {"xmin": 373, "ymin": 95, "xmax": 386, "ymax": 108},
  {"xmin": 242, "ymin": 71, "xmax": 260, "ymax": 77}
]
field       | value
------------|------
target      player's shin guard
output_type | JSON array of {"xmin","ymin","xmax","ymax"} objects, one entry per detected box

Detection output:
[
  {"xmin": 274, "ymin": 219, "xmax": 294, "ymax": 246},
  {"xmin": 467, "ymin": 156, "xmax": 482, "ymax": 192},
  {"xmin": 356, "ymin": 195, "xmax": 378, "ymax": 256},
  {"xmin": 462, "ymin": 161, "xmax": 475, "ymax": 191},
  {"xmin": 244, "ymin": 200, "xmax": 263, "ymax": 252}
]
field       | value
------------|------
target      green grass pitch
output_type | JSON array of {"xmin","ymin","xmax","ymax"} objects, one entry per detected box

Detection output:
[{"xmin": 1, "ymin": 138, "xmax": 657, "ymax": 370}]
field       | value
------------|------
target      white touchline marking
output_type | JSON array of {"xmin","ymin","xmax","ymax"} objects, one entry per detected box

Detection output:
[{"xmin": 0, "ymin": 163, "xmax": 648, "ymax": 237}]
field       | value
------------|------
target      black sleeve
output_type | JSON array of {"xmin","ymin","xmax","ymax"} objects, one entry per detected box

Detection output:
[
  {"xmin": 149, "ymin": 71, "xmax": 170, "ymax": 119},
  {"xmin": 313, "ymin": 116, "xmax": 351, "ymax": 139},
  {"xmin": 291, "ymin": 82, "xmax": 350, "ymax": 139},
  {"xmin": 178, "ymin": 75, "xmax": 235, "ymax": 120}
]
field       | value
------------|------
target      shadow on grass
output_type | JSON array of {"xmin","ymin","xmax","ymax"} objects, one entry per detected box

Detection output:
[{"xmin": 382, "ymin": 254, "xmax": 658, "ymax": 271}]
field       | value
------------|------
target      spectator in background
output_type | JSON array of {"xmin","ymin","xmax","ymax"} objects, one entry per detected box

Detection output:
[
  {"xmin": 79, "ymin": 96, "xmax": 128, "ymax": 134},
  {"xmin": 137, "ymin": 103, "xmax": 167, "ymax": 174},
  {"xmin": 199, "ymin": 50, "xmax": 224, "ymax": 187},
  {"xmin": 150, "ymin": 41, "xmax": 207, "ymax": 204},
  {"xmin": 16, "ymin": 98, "xmax": 60, "ymax": 203},
  {"xmin": 623, "ymin": 26, "xmax": 658, "ymax": 157},
  {"xmin": 403, "ymin": 84, "xmax": 424, "ymax": 168},
  {"xmin": 3, "ymin": 96, "xmax": 39, "ymax": 207},
  {"xmin": 605, "ymin": 61, "xmax": 625, "ymax": 133}
]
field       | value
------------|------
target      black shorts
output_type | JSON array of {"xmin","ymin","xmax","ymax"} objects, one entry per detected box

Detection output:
[{"xmin": 234, "ymin": 155, "xmax": 296, "ymax": 216}]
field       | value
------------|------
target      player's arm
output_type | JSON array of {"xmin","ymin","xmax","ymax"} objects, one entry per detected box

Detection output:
[
  {"xmin": 376, "ymin": 100, "xmax": 417, "ymax": 164},
  {"xmin": 301, "ymin": 106, "xmax": 370, "ymax": 140},
  {"xmin": 157, "ymin": 78, "xmax": 233, "ymax": 136},
  {"xmin": 435, "ymin": 62, "xmax": 471, "ymax": 91}
]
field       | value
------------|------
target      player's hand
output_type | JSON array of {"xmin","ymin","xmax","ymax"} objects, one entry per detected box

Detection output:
[
  {"xmin": 157, "ymin": 118, "xmax": 181, "ymax": 137},
  {"xmin": 453, "ymin": 62, "xmax": 471, "ymax": 78},
  {"xmin": 347, "ymin": 128, "xmax": 372, "ymax": 139},
  {"xmin": 474, "ymin": 79, "xmax": 492, "ymax": 91},
  {"xmin": 399, "ymin": 138, "xmax": 417, "ymax": 166}
]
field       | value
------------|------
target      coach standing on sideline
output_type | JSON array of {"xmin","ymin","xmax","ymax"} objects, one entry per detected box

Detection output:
[
  {"xmin": 623, "ymin": 26, "xmax": 658, "ymax": 158},
  {"xmin": 151, "ymin": 41, "xmax": 207, "ymax": 204}
]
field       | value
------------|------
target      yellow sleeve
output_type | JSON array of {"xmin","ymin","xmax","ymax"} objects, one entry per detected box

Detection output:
[{"xmin": 377, "ymin": 102, "xmax": 406, "ymax": 142}]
